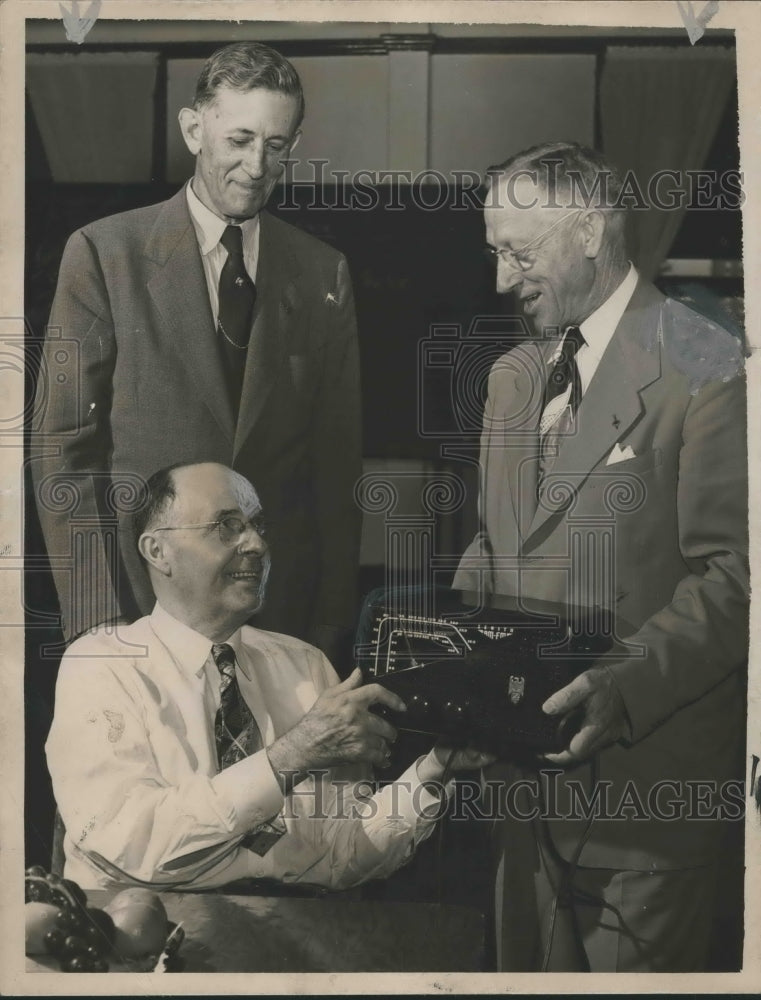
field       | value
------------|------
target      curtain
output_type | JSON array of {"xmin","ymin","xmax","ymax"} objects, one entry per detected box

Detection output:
[
  {"xmin": 600, "ymin": 46, "xmax": 736, "ymax": 280},
  {"xmin": 27, "ymin": 52, "xmax": 158, "ymax": 183}
]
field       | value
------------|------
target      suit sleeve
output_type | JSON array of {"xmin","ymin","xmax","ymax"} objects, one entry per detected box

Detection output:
[
  {"xmin": 307, "ymin": 254, "xmax": 362, "ymax": 642},
  {"xmin": 31, "ymin": 228, "xmax": 132, "ymax": 641},
  {"xmin": 607, "ymin": 368, "xmax": 749, "ymax": 742},
  {"xmin": 453, "ymin": 367, "xmax": 498, "ymax": 595}
]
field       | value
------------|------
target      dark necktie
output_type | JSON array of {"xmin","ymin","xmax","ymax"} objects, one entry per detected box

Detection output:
[
  {"xmin": 217, "ymin": 225, "xmax": 256, "ymax": 410},
  {"xmin": 212, "ymin": 643, "xmax": 262, "ymax": 768},
  {"xmin": 544, "ymin": 326, "xmax": 585, "ymax": 416},
  {"xmin": 538, "ymin": 326, "xmax": 586, "ymax": 489},
  {"xmin": 211, "ymin": 643, "xmax": 287, "ymax": 855}
]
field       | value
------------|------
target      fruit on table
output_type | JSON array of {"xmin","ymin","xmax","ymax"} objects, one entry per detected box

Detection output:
[
  {"xmin": 25, "ymin": 867, "xmax": 177, "ymax": 971},
  {"xmin": 24, "ymin": 902, "xmax": 61, "ymax": 954},
  {"xmin": 82, "ymin": 907, "xmax": 116, "ymax": 950},
  {"xmin": 104, "ymin": 888, "xmax": 169, "ymax": 958},
  {"xmin": 25, "ymin": 866, "xmax": 113, "ymax": 971}
]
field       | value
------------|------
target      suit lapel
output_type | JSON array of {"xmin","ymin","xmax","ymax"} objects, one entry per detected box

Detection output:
[
  {"xmin": 233, "ymin": 211, "xmax": 299, "ymax": 456},
  {"xmin": 145, "ymin": 188, "xmax": 235, "ymax": 445},
  {"xmin": 526, "ymin": 280, "xmax": 664, "ymax": 541}
]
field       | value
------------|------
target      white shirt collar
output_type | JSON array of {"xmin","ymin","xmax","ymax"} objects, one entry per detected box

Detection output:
[
  {"xmin": 150, "ymin": 601, "xmax": 247, "ymax": 679},
  {"xmin": 185, "ymin": 180, "xmax": 260, "ymax": 259},
  {"xmin": 578, "ymin": 262, "xmax": 638, "ymax": 358}
]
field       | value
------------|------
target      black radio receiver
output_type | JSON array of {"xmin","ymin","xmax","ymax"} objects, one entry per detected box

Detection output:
[{"xmin": 355, "ymin": 588, "xmax": 631, "ymax": 756}]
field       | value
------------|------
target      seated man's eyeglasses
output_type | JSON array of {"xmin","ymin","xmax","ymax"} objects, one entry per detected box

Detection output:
[{"xmin": 153, "ymin": 515, "xmax": 266, "ymax": 546}]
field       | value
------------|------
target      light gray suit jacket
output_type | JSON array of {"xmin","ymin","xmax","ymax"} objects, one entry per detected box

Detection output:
[{"xmin": 454, "ymin": 279, "xmax": 748, "ymax": 870}]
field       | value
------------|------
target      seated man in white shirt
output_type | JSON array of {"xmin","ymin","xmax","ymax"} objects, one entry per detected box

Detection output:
[{"xmin": 47, "ymin": 461, "xmax": 492, "ymax": 890}]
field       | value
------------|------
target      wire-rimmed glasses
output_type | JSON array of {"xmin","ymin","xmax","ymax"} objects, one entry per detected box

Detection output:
[
  {"xmin": 484, "ymin": 209, "xmax": 584, "ymax": 272},
  {"xmin": 152, "ymin": 514, "xmax": 267, "ymax": 547}
]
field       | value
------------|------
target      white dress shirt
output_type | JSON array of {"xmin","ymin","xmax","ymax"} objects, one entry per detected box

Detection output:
[
  {"xmin": 185, "ymin": 180, "xmax": 260, "ymax": 325},
  {"xmin": 47, "ymin": 604, "xmax": 443, "ymax": 890},
  {"xmin": 541, "ymin": 263, "xmax": 639, "ymax": 434}
]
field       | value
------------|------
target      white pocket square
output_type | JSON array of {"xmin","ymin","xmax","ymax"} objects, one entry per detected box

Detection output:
[{"xmin": 606, "ymin": 443, "xmax": 636, "ymax": 465}]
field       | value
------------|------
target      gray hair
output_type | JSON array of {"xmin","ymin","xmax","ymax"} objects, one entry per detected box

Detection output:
[{"xmin": 193, "ymin": 41, "xmax": 304, "ymax": 128}]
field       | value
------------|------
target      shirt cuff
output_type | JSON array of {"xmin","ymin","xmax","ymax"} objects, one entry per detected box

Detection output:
[
  {"xmin": 212, "ymin": 748, "xmax": 285, "ymax": 835},
  {"xmin": 377, "ymin": 757, "xmax": 453, "ymax": 829}
]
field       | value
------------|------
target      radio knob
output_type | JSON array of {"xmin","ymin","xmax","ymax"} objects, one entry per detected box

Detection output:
[
  {"xmin": 408, "ymin": 693, "xmax": 431, "ymax": 718},
  {"xmin": 442, "ymin": 699, "xmax": 469, "ymax": 726}
]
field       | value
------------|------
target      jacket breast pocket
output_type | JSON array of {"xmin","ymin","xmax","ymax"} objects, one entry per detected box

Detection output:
[{"xmin": 604, "ymin": 447, "xmax": 663, "ymax": 477}]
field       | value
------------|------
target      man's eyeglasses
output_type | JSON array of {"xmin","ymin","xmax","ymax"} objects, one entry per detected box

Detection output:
[
  {"xmin": 153, "ymin": 515, "xmax": 267, "ymax": 547},
  {"xmin": 484, "ymin": 209, "xmax": 583, "ymax": 272}
]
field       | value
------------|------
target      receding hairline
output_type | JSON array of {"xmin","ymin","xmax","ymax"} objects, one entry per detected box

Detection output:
[{"xmin": 168, "ymin": 463, "xmax": 259, "ymax": 513}]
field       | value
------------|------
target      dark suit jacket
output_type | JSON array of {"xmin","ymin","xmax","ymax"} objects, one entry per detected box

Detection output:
[
  {"xmin": 32, "ymin": 187, "xmax": 362, "ymax": 647},
  {"xmin": 454, "ymin": 279, "xmax": 748, "ymax": 870}
]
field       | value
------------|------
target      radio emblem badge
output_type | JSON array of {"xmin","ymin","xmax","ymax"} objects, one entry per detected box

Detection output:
[{"xmin": 508, "ymin": 675, "xmax": 525, "ymax": 706}]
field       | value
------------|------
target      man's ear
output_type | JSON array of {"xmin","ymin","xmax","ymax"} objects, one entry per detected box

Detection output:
[
  {"xmin": 580, "ymin": 210, "xmax": 607, "ymax": 259},
  {"xmin": 138, "ymin": 532, "xmax": 172, "ymax": 577},
  {"xmin": 178, "ymin": 106, "xmax": 203, "ymax": 156}
]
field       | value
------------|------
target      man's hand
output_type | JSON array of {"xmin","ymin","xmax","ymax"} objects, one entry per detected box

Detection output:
[
  {"xmin": 417, "ymin": 743, "xmax": 497, "ymax": 782},
  {"xmin": 542, "ymin": 666, "xmax": 630, "ymax": 766},
  {"xmin": 267, "ymin": 668, "xmax": 405, "ymax": 787}
]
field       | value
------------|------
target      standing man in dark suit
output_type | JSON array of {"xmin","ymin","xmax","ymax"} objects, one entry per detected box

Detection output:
[
  {"xmin": 454, "ymin": 142, "xmax": 748, "ymax": 971},
  {"xmin": 33, "ymin": 43, "xmax": 361, "ymax": 666}
]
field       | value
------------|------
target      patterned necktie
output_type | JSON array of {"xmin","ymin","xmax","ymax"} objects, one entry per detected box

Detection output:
[
  {"xmin": 211, "ymin": 643, "xmax": 287, "ymax": 856},
  {"xmin": 543, "ymin": 326, "xmax": 585, "ymax": 418},
  {"xmin": 212, "ymin": 643, "xmax": 262, "ymax": 769},
  {"xmin": 217, "ymin": 225, "xmax": 256, "ymax": 410},
  {"xmin": 538, "ymin": 326, "xmax": 585, "ymax": 489}
]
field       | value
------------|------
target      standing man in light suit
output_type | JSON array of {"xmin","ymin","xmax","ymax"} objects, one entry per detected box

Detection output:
[
  {"xmin": 454, "ymin": 142, "xmax": 748, "ymax": 971},
  {"xmin": 33, "ymin": 42, "xmax": 360, "ymax": 666}
]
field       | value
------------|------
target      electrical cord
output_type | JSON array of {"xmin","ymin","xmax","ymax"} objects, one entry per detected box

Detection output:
[
  {"xmin": 537, "ymin": 754, "xmax": 649, "ymax": 971},
  {"xmin": 564, "ymin": 883, "xmax": 650, "ymax": 964},
  {"xmin": 539, "ymin": 756, "xmax": 599, "ymax": 972}
]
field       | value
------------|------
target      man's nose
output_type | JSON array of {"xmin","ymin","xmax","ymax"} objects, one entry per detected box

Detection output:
[
  {"xmin": 496, "ymin": 258, "xmax": 523, "ymax": 295},
  {"xmin": 239, "ymin": 524, "xmax": 268, "ymax": 554},
  {"xmin": 241, "ymin": 142, "xmax": 267, "ymax": 179}
]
